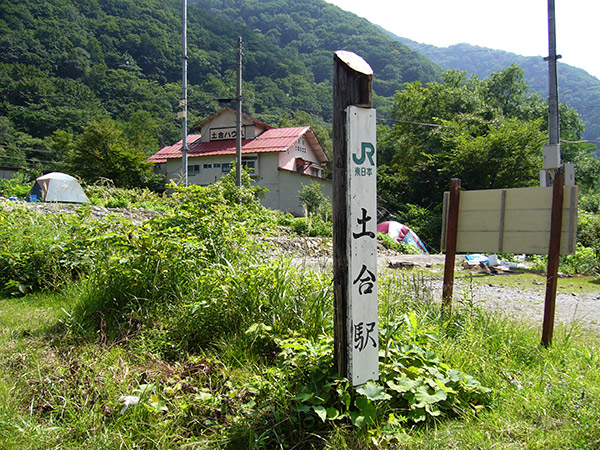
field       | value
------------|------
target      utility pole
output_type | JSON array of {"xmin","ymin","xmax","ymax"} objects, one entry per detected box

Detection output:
[
  {"xmin": 181, "ymin": 0, "xmax": 189, "ymax": 186},
  {"xmin": 235, "ymin": 36, "xmax": 243, "ymax": 187},
  {"xmin": 546, "ymin": 0, "xmax": 561, "ymax": 148},
  {"xmin": 541, "ymin": 0, "xmax": 564, "ymax": 348}
]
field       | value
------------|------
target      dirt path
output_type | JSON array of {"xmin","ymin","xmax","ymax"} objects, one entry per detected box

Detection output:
[
  {"xmin": 281, "ymin": 240, "xmax": 600, "ymax": 335},
  {"xmin": 382, "ymin": 253, "xmax": 600, "ymax": 334}
]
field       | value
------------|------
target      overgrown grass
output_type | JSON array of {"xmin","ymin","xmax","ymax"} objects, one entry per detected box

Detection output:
[
  {"xmin": 1, "ymin": 179, "xmax": 599, "ymax": 448},
  {"xmin": 1, "ymin": 269, "xmax": 599, "ymax": 448}
]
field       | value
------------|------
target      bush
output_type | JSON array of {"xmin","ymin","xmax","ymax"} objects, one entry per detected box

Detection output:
[
  {"xmin": 0, "ymin": 205, "xmax": 119, "ymax": 295},
  {"xmin": 396, "ymin": 203, "xmax": 442, "ymax": 253},
  {"xmin": 378, "ymin": 232, "xmax": 422, "ymax": 254},
  {"xmin": 0, "ymin": 172, "xmax": 33, "ymax": 199},
  {"xmin": 559, "ymin": 243, "xmax": 599, "ymax": 276},
  {"xmin": 84, "ymin": 182, "xmax": 167, "ymax": 210}
]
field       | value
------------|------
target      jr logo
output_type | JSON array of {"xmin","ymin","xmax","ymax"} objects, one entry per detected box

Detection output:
[{"xmin": 352, "ymin": 142, "xmax": 375, "ymax": 166}]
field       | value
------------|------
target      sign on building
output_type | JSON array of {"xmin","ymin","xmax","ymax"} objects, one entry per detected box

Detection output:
[
  {"xmin": 346, "ymin": 105, "xmax": 378, "ymax": 386},
  {"xmin": 209, "ymin": 126, "xmax": 245, "ymax": 141}
]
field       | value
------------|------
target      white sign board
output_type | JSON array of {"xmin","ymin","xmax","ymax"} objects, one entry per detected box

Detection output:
[
  {"xmin": 346, "ymin": 106, "xmax": 378, "ymax": 386},
  {"xmin": 442, "ymin": 186, "xmax": 579, "ymax": 255},
  {"xmin": 209, "ymin": 126, "xmax": 245, "ymax": 141}
]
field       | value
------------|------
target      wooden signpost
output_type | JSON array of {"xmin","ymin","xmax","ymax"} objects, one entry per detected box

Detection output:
[
  {"xmin": 333, "ymin": 51, "xmax": 379, "ymax": 386},
  {"xmin": 441, "ymin": 171, "xmax": 578, "ymax": 346}
]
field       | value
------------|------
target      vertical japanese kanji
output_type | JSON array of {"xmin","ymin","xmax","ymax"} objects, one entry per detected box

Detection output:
[{"xmin": 346, "ymin": 106, "xmax": 378, "ymax": 385}]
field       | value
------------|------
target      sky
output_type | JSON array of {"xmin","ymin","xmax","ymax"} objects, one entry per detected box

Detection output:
[{"xmin": 325, "ymin": 0, "xmax": 600, "ymax": 80}]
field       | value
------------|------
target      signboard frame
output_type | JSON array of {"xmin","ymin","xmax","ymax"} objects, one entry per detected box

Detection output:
[{"xmin": 441, "ymin": 185, "xmax": 578, "ymax": 255}]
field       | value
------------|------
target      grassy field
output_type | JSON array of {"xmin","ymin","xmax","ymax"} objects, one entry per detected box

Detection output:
[
  {"xmin": 1, "ymin": 270, "xmax": 599, "ymax": 449},
  {"xmin": 1, "ymin": 181, "xmax": 599, "ymax": 449}
]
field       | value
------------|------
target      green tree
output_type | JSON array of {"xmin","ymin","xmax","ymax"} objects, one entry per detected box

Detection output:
[
  {"xmin": 68, "ymin": 118, "xmax": 160, "ymax": 188},
  {"xmin": 377, "ymin": 67, "xmax": 587, "ymax": 245}
]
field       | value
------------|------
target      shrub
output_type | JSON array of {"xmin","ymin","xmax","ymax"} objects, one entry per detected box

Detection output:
[
  {"xmin": 0, "ymin": 172, "xmax": 33, "ymax": 199},
  {"xmin": 378, "ymin": 232, "xmax": 422, "ymax": 254},
  {"xmin": 0, "ymin": 205, "xmax": 114, "ymax": 295},
  {"xmin": 84, "ymin": 181, "xmax": 167, "ymax": 210}
]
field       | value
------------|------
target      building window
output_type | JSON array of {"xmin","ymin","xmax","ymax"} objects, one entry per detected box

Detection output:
[
  {"xmin": 242, "ymin": 157, "xmax": 258, "ymax": 175},
  {"xmin": 222, "ymin": 163, "xmax": 231, "ymax": 173},
  {"xmin": 214, "ymin": 163, "xmax": 221, "ymax": 168},
  {"xmin": 188, "ymin": 164, "xmax": 200, "ymax": 176},
  {"xmin": 295, "ymin": 158, "xmax": 310, "ymax": 174},
  {"xmin": 203, "ymin": 163, "xmax": 213, "ymax": 169}
]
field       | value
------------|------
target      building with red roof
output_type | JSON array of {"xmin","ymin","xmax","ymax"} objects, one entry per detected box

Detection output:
[{"xmin": 149, "ymin": 108, "xmax": 331, "ymax": 215}]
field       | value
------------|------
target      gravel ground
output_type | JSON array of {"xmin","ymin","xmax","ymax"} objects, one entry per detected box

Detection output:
[
  {"xmin": 380, "ymin": 253, "xmax": 600, "ymax": 333},
  {"xmin": 380, "ymin": 255, "xmax": 600, "ymax": 333},
  {"xmin": 282, "ymin": 242, "xmax": 600, "ymax": 335}
]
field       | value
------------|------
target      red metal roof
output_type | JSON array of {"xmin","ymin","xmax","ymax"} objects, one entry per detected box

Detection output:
[
  {"xmin": 148, "ymin": 126, "xmax": 328, "ymax": 163},
  {"xmin": 148, "ymin": 134, "xmax": 202, "ymax": 163}
]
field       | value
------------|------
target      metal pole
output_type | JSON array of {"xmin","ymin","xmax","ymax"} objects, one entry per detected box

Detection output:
[
  {"xmin": 181, "ymin": 0, "xmax": 188, "ymax": 186},
  {"xmin": 235, "ymin": 36, "xmax": 242, "ymax": 187},
  {"xmin": 546, "ymin": 0, "xmax": 560, "ymax": 146}
]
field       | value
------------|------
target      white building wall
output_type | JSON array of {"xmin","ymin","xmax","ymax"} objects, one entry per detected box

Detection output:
[
  {"xmin": 197, "ymin": 110, "xmax": 264, "ymax": 142},
  {"xmin": 275, "ymin": 170, "xmax": 332, "ymax": 216},
  {"xmin": 162, "ymin": 155, "xmax": 331, "ymax": 215}
]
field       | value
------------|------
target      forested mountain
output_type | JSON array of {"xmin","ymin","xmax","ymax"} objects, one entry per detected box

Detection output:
[
  {"xmin": 0, "ymin": 0, "xmax": 440, "ymax": 173},
  {"xmin": 393, "ymin": 37, "xmax": 600, "ymax": 152}
]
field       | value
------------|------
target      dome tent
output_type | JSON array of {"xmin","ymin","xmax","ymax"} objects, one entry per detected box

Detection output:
[
  {"xmin": 27, "ymin": 172, "xmax": 89, "ymax": 203},
  {"xmin": 377, "ymin": 221, "xmax": 428, "ymax": 254}
]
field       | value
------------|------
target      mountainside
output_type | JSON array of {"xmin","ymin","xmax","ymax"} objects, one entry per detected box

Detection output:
[
  {"xmin": 393, "ymin": 37, "xmax": 600, "ymax": 149},
  {"xmin": 0, "ymin": 0, "xmax": 441, "ymax": 166}
]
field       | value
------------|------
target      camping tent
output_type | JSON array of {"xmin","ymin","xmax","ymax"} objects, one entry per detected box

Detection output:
[
  {"xmin": 27, "ymin": 172, "xmax": 89, "ymax": 203},
  {"xmin": 377, "ymin": 221, "xmax": 428, "ymax": 254}
]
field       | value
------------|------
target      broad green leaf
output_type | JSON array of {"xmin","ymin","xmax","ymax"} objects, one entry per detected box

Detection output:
[
  {"xmin": 414, "ymin": 386, "xmax": 447, "ymax": 404},
  {"xmin": 355, "ymin": 397, "xmax": 377, "ymax": 426},
  {"xmin": 291, "ymin": 391, "xmax": 314, "ymax": 402},
  {"xmin": 436, "ymin": 378, "xmax": 458, "ymax": 394},
  {"xmin": 386, "ymin": 377, "xmax": 418, "ymax": 393},
  {"xmin": 465, "ymin": 374, "xmax": 482, "ymax": 388},
  {"xmin": 425, "ymin": 403, "xmax": 441, "ymax": 416},
  {"xmin": 350, "ymin": 411, "xmax": 365, "ymax": 428},
  {"xmin": 326, "ymin": 407, "xmax": 340, "ymax": 420},
  {"xmin": 293, "ymin": 404, "xmax": 310, "ymax": 414},
  {"xmin": 408, "ymin": 407, "xmax": 427, "ymax": 422},
  {"xmin": 312, "ymin": 405, "xmax": 327, "ymax": 422},
  {"xmin": 446, "ymin": 369, "xmax": 463, "ymax": 383},
  {"xmin": 357, "ymin": 381, "xmax": 391, "ymax": 401}
]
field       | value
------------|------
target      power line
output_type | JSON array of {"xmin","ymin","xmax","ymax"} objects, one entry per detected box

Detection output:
[
  {"xmin": 0, "ymin": 145, "xmax": 53, "ymax": 154},
  {"xmin": 0, "ymin": 155, "xmax": 61, "ymax": 164},
  {"xmin": 561, "ymin": 139, "xmax": 600, "ymax": 144},
  {"xmin": 376, "ymin": 117, "xmax": 442, "ymax": 127}
]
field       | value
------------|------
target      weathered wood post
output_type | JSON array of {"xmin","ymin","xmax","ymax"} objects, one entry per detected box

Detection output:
[
  {"xmin": 541, "ymin": 169, "xmax": 565, "ymax": 347},
  {"xmin": 442, "ymin": 178, "xmax": 461, "ymax": 311},
  {"xmin": 333, "ymin": 51, "xmax": 378, "ymax": 385}
]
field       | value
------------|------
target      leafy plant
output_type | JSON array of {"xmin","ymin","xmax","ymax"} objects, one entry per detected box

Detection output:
[
  {"xmin": 277, "ymin": 331, "xmax": 490, "ymax": 439},
  {"xmin": 0, "ymin": 172, "xmax": 33, "ymax": 199},
  {"xmin": 377, "ymin": 232, "xmax": 422, "ymax": 254}
]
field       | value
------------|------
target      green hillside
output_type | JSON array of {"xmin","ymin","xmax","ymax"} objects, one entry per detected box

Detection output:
[
  {"xmin": 0, "ymin": 0, "xmax": 441, "ymax": 172},
  {"xmin": 393, "ymin": 38, "xmax": 600, "ymax": 153}
]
